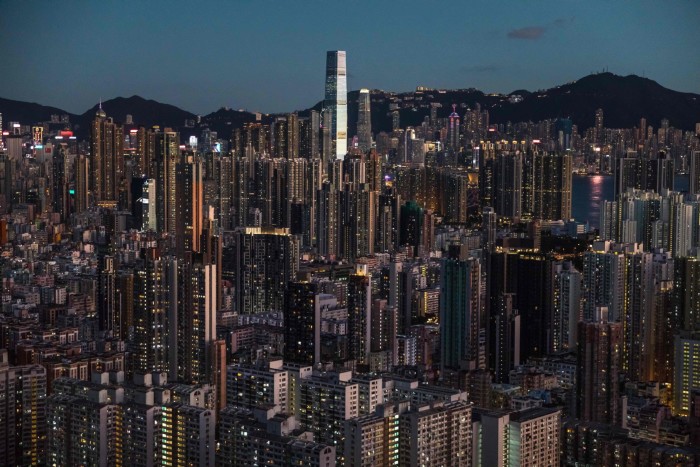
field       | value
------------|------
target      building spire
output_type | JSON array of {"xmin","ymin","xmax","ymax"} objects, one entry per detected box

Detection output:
[{"xmin": 96, "ymin": 97, "xmax": 107, "ymax": 118}]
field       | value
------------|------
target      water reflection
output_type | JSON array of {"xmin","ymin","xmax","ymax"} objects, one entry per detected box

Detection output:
[
  {"xmin": 572, "ymin": 174, "xmax": 690, "ymax": 229},
  {"xmin": 572, "ymin": 175, "xmax": 612, "ymax": 228}
]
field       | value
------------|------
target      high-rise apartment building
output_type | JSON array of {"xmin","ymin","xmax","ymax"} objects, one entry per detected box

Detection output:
[
  {"xmin": 90, "ymin": 106, "xmax": 124, "ymax": 206},
  {"xmin": 690, "ymin": 151, "xmax": 700, "ymax": 195},
  {"xmin": 532, "ymin": 152, "xmax": 572, "ymax": 221},
  {"xmin": 226, "ymin": 359, "xmax": 289, "ymax": 412},
  {"xmin": 171, "ymin": 251, "xmax": 218, "ymax": 385},
  {"xmin": 155, "ymin": 130, "xmax": 180, "ymax": 235},
  {"xmin": 132, "ymin": 248, "xmax": 173, "ymax": 374},
  {"xmin": 673, "ymin": 332, "xmax": 700, "ymax": 417},
  {"xmin": 297, "ymin": 370, "xmax": 360, "ymax": 463},
  {"xmin": 473, "ymin": 407, "xmax": 561, "ymax": 466},
  {"xmin": 576, "ymin": 308, "xmax": 622, "ymax": 425},
  {"xmin": 324, "ymin": 51, "xmax": 348, "ymax": 159},
  {"xmin": 440, "ymin": 256, "xmax": 483, "ymax": 373},
  {"xmin": 494, "ymin": 152, "xmax": 523, "ymax": 220},
  {"xmin": 230, "ymin": 227, "xmax": 300, "ymax": 314},
  {"xmin": 161, "ymin": 403, "xmax": 216, "ymax": 466},
  {"xmin": 674, "ymin": 257, "xmax": 700, "ymax": 331},
  {"xmin": 175, "ymin": 154, "xmax": 204, "ymax": 256},
  {"xmin": 400, "ymin": 400, "xmax": 473, "ymax": 466},
  {"xmin": 0, "ymin": 351, "xmax": 47, "ymax": 467},
  {"xmin": 219, "ymin": 405, "xmax": 336, "ymax": 467},
  {"xmin": 285, "ymin": 282, "xmax": 325, "ymax": 365},
  {"xmin": 550, "ymin": 261, "xmax": 582, "ymax": 353},
  {"xmin": 347, "ymin": 265, "xmax": 372, "ymax": 365}
]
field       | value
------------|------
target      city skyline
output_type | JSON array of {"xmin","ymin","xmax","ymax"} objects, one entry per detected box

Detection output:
[
  {"xmin": 2, "ymin": 2, "xmax": 700, "ymax": 465},
  {"xmin": 1, "ymin": 1, "xmax": 698, "ymax": 114}
]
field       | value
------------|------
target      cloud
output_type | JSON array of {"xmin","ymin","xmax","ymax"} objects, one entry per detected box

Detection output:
[
  {"xmin": 508, "ymin": 26, "xmax": 546, "ymax": 40},
  {"xmin": 552, "ymin": 17, "xmax": 576, "ymax": 27},
  {"xmin": 461, "ymin": 64, "xmax": 499, "ymax": 73},
  {"xmin": 507, "ymin": 17, "xmax": 574, "ymax": 40}
]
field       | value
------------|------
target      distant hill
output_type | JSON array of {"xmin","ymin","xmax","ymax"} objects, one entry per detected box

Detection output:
[
  {"xmin": 198, "ymin": 107, "xmax": 270, "ymax": 140},
  {"xmin": 489, "ymin": 73, "xmax": 700, "ymax": 130},
  {"xmin": 76, "ymin": 96, "xmax": 197, "ymax": 131},
  {"xmin": 335, "ymin": 73, "xmax": 700, "ymax": 135},
  {"xmin": 1, "ymin": 73, "xmax": 698, "ymax": 140},
  {"xmin": 0, "ymin": 97, "xmax": 75, "ymax": 127}
]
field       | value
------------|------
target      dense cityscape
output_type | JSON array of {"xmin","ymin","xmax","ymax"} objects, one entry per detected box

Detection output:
[{"xmin": 1, "ymin": 27, "xmax": 700, "ymax": 467}]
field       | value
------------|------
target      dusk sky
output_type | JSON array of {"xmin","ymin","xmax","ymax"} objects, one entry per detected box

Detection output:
[{"xmin": 1, "ymin": 0, "xmax": 698, "ymax": 115}]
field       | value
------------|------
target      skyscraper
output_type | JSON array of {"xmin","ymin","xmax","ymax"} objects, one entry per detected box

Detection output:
[
  {"xmin": 550, "ymin": 261, "xmax": 582, "ymax": 353},
  {"xmin": 132, "ymin": 248, "xmax": 173, "ymax": 374},
  {"xmin": 440, "ymin": 256, "xmax": 483, "ymax": 373},
  {"xmin": 690, "ymin": 150, "xmax": 700, "ymax": 195},
  {"xmin": 347, "ymin": 265, "xmax": 372, "ymax": 365},
  {"xmin": 576, "ymin": 307, "xmax": 622, "ymax": 425},
  {"xmin": 90, "ymin": 105, "xmax": 124, "ymax": 207},
  {"xmin": 447, "ymin": 104, "xmax": 460, "ymax": 153},
  {"xmin": 594, "ymin": 108, "xmax": 604, "ymax": 144},
  {"xmin": 494, "ymin": 152, "xmax": 523, "ymax": 221},
  {"xmin": 532, "ymin": 152, "xmax": 572, "ymax": 220},
  {"xmin": 357, "ymin": 88, "xmax": 372, "ymax": 152},
  {"xmin": 324, "ymin": 51, "xmax": 347, "ymax": 159},
  {"xmin": 175, "ymin": 154, "xmax": 204, "ymax": 256},
  {"xmin": 155, "ymin": 130, "xmax": 180, "ymax": 235}
]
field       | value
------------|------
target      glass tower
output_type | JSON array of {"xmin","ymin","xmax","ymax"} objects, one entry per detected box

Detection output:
[
  {"xmin": 357, "ymin": 88, "xmax": 372, "ymax": 152},
  {"xmin": 324, "ymin": 50, "xmax": 347, "ymax": 159}
]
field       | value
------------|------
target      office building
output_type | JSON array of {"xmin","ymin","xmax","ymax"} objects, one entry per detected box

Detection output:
[
  {"xmin": 447, "ymin": 104, "xmax": 460, "ymax": 153},
  {"xmin": 357, "ymin": 88, "xmax": 372, "ymax": 153},
  {"xmin": 324, "ymin": 51, "xmax": 348, "ymax": 159}
]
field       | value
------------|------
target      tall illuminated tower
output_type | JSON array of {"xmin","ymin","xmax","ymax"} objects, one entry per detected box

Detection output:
[
  {"xmin": 357, "ymin": 88, "xmax": 372, "ymax": 152},
  {"xmin": 447, "ymin": 104, "xmax": 460, "ymax": 153},
  {"xmin": 324, "ymin": 50, "xmax": 347, "ymax": 159}
]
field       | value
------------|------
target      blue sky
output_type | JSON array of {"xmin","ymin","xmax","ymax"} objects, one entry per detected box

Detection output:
[{"xmin": 1, "ymin": 0, "xmax": 698, "ymax": 114}]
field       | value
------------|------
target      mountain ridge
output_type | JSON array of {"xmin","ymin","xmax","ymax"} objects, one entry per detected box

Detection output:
[{"xmin": 1, "ymin": 73, "xmax": 698, "ymax": 139}]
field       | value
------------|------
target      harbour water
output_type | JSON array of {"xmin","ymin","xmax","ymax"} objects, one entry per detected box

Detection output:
[{"xmin": 571, "ymin": 174, "xmax": 690, "ymax": 228}]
